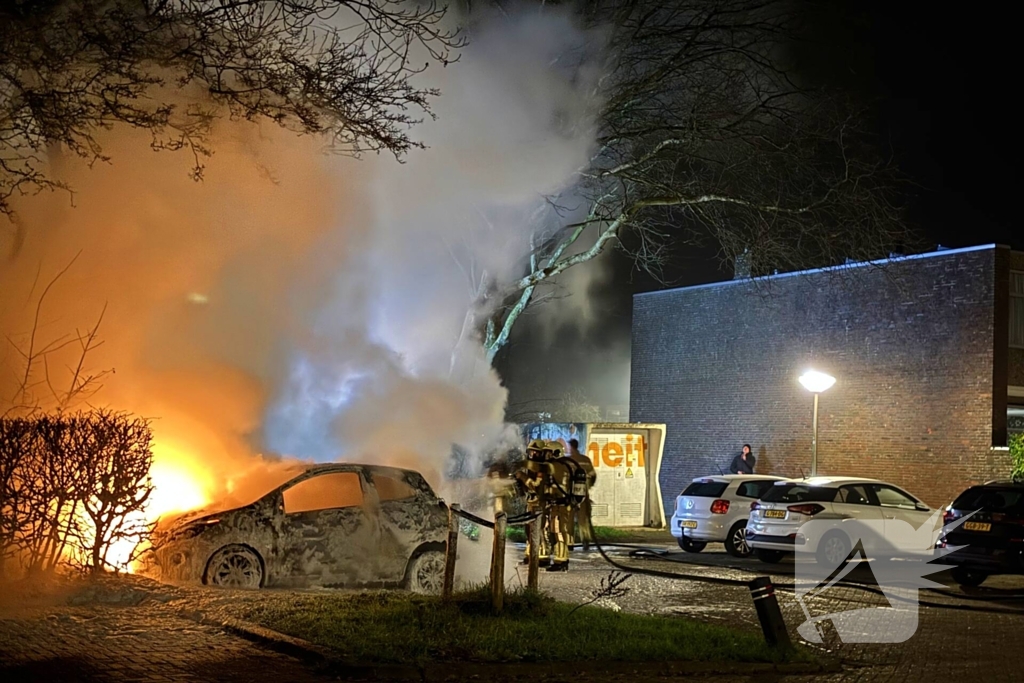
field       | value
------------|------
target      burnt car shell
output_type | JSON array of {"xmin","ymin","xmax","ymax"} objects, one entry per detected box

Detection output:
[{"xmin": 139, "ymin": 463, "xmax": 448, "ymax": 589}]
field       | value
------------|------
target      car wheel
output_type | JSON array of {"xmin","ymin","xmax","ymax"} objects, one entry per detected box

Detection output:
[
  {"xmin": 405, "ymin": 550, "xmax": 445, "ymax": 594},
  {"xmin": 678, "ymin": 537, "xmax": 707, "ymax": 553},
  {"xmin": 755, "ymin": 549, "xmax": 786, "ymax": 564},
  {"xmin": 951, "ymin": 566, "xmax": 988, "ymax": 588},
  {"xmin": 816, "ymin": 530, "xmax": 852, "ymax": 568},
  {"xmin": 725, "ymin": 521, "xmax": 752, "ymax": 558},
  {"xmin": 206, "ymin": 545, "xmax": 263, "ymax": 589}
]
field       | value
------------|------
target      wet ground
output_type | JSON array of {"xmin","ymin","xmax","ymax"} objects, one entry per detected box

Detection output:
[{"xmin": 2, "ymin": 535, "xmax": 1022, "ymax": 682}]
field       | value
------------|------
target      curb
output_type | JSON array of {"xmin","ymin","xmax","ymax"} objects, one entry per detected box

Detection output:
[{"xmin": 184, "ymin": 610, "xmax": 841, "ymax": 680}]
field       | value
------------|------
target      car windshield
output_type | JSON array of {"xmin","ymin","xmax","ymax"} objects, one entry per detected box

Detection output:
[
  {"xmin": 762, "ymin": 483, "xmax": 837, "ymax": 503},
  {"xmin": 953, "ymin": 487, "xmax": 1024, "ymax": 514},
  {"xmin": 682, "ymin": 481, "xmax": 728, "ymax": 497}
]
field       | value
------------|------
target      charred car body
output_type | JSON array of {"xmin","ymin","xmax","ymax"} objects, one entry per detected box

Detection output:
[{"xmin": 138, "ymin": 464, "xmax": 448, "ymax": 592}]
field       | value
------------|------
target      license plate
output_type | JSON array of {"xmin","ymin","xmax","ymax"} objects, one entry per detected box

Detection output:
[
  {"xmin": 764, "ymin": 510, "xmax": 786, "ymax": 519},
  {"xmin": 964, "ymin": 521, "xmax": 991, "ymax": 532},
  {"xmin": 680, "ymin": 520, "xmax": 698, "ymax": 529}
]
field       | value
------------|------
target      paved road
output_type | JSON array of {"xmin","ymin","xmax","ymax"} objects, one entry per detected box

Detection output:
[
  {"xmin": 530, "ymin": 539, "xmax": 1024, "ymax": 683},
  {"xmin": 2, "ymin": 542, "xmax": 1021, "ymax": 683}
]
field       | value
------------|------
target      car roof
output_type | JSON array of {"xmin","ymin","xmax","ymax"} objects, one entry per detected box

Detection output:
[
  {"xmin": 786, "ymin": 476, "xmax": 889, "ymax": 487},
  {"xmin": 295, "ymin": 462, "xmax": 422, "ymax": 477},
  {"xmin": 691, "ymin": 474, "xmax": 790, "ymax": 483},
  {"xmin": 978, "ymin": 480, "xmax": 1024, "ymax": 487}
]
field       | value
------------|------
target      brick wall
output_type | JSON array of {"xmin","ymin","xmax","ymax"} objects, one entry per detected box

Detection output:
[
  {"xmin": 1010, "ymin": 251, "xmax": 1024, "ymax": 387},
  {"xmin": 631, "ymin": 247, "xmax": 1010, "ymax": 513}
]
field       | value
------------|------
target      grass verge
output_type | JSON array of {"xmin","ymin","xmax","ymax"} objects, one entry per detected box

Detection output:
[{"xmin": 239, "ymin": 587, "xmax": 812, "ymax": 666}]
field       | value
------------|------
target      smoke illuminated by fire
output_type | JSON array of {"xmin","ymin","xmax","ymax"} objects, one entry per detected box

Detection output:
[{"xmin": 1, "ymin": 5, "xmax": 600, "ymax": 562}]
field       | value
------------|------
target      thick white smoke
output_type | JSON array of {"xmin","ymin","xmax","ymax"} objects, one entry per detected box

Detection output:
[
  {"xmin": 0, "ymin": 5, "xmax": 601, "ymax": 505},
  {"xmin": 261, "ymin": 8, "xmax": 602, "ymax": 482}
]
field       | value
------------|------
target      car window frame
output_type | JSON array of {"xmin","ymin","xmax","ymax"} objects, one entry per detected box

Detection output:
[
  {"xmin": 280, "ymin": 470, "xmax": 369, "ymax": 515},
  {"xmin": 736, "ymin": 480, "xmax": 778, "ymax": 499},
  {"xmin": 836, "ymin": 484, "xmax": 879, "ymax": 506},
  {"xmin": 371, "ymin": 471, "xmax": 420, "ymax": 503},
  {"xmin": 869, "ymin": 484, "xmax": 920, "ymax": 510}
]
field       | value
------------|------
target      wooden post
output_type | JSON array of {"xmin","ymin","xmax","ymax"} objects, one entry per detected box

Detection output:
[
  {"xmin": 490, "ymin": 511, "xmax": 507, "ymax": 613},
  {"xmin": 443, "ymin": 503, "xmax": 460, "ymax": 600},
  {"xmin": 527, "ymin": 515, "xmax": 541, "ymax": 591}
]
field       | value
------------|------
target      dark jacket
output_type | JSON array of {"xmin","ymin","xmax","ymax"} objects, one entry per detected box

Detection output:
[{"xmin": 729, "ymin": 452, "xmax": 755, "ymax": 475}]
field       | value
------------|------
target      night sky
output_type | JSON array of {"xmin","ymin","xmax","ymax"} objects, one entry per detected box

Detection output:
[{"xmin": 498, "ymin": 1, "xmax": 1021, "ymax": 417}]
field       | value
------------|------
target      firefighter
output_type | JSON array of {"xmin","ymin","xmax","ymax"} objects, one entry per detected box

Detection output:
[
  {"xmin": 544, "ymin": 440, "xmax": 574, "ymax": 572},
  {"xmin": 567, "ymin": 437, "xmax": 596, "ymax": 550},
  {"xmin": 517, "ymin": 439, "xmax": 551, "ymax": 567}
]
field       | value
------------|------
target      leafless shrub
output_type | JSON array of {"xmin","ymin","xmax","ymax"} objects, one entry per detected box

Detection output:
[
  {"xmin": 0, "ymin": 411, "xmax": 154, "ymax": 576},
  {"xmin": 567, "ymin": 570, "xmax": 633, "ymax": 616}
]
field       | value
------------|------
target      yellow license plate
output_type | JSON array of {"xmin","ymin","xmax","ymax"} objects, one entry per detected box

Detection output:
[
  {"xmin": 764, "ymin": 510, "xmax": 786, "ymax": 519},
  {"xmin": 680, "ymin": 520, "xmax": 698, "ymax": 529},
  {"xmin": 964, "ymin": 521, "xmax": 991, "ymax": 532}
]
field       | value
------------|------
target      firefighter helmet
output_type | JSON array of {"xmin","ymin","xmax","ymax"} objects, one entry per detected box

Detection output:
[
  {"xmin": 526, "ymin": 439, "xmax": 547, "ymax": 452},
  {"xmin": 545, "ymin": 440, "xmax": 564, "ymax": 458}
]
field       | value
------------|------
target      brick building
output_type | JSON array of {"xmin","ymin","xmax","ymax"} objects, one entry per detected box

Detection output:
[{"xmin": 630, "ymin": 244, "xmax": 1024, "ymax": 513}]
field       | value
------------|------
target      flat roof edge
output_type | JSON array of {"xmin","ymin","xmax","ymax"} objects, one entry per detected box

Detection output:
[{"xmin": 635, "ymin": 244, "xmax": 998, "ymax": 298}]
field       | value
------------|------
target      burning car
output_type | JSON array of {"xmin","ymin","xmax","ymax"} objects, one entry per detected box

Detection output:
[{"xmin": 138, "ymin": 463, "xmax": 448, "ymax": 593}]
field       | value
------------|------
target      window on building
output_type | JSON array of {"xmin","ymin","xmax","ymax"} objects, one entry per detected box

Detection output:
[
  {"xmin": 1009, "ymin": 407, "xmax": 1024, "ymax": 436},
  {"xmin": 283, "ymin": 472, "xmax": 363, "ymax": 514},
  {"xmin": 1011, "ymin": 271, "xmax": 1024, "ymax": 348}
]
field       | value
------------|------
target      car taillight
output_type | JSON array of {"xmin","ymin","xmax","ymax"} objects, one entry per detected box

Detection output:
[
  {"xmin": 711, "ymin": 499, "xmax": 730, "ymax": 514},
  {"xmin": 943, "ymin": 509, "xmax": 956, "ymax": 526},
  {"xmin": 787, "ymin": 503, "xmax": 824, "ymax": 516}
]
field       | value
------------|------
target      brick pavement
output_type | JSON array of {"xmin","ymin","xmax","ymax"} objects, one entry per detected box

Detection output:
[{"xmin": 0, "ymin": 602, "xmax": 337, "ymax": 682}]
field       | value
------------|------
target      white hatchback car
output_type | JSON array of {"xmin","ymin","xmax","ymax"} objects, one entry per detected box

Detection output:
[
  {"xmin": 746, "ymin": 477, "xmax": 936, "ymax": 565},
  {"xmin": 671, "ymin": 475, "xmax": 790, "ymax": 557}
]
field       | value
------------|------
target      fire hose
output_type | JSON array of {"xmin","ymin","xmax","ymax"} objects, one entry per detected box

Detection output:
[
  {"xmin": 583, "ymin": 526, "xmax": 1024, "ymax": 614},
  {"xmin": 460, "ymin": 461, "xmax": 1024, "ymax": 613}
]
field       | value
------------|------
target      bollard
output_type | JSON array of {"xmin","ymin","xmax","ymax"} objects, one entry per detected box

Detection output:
[
  {"xmin": 527, "ymin": 516, "xmax": 541, "ymax": 591},
  {"xmin": 490, "ymin": 511, "xmax": 507, "ymax": 613},
  {"xmin": 443, "ymin": 503, "xmax": 460, "ymax": 600},
  {"xmin": 749, "ymin": 576, "xmax": 792, "ymax": 652}
]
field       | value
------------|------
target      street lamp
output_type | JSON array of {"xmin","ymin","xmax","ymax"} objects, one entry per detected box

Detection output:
[{"xmin": 798, "ymin": 370, "xmax": 836, "ymax": 477}]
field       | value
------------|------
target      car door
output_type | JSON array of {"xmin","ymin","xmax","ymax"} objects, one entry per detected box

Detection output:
[
  {"xmin": 832, "ymin": 484, "xmax": 885, "ymax": 553},
  {"xmin": 370, "ymin": 470, "xmax": 428, "ymax": 582},
  {"xmin": 869, "ymin": 484, "xmax": 935, "ymax": 552},
  {"xmin": 275, "ymin": 470, "xmax": 383, "ymax": 587}
]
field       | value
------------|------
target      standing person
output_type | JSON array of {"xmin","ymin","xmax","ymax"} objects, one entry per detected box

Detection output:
[
  {"xmin": 567, "ymin": 438, "xmax": 596, "ymax": 550},
  {"xmin": 729, "ymin": 444, "xmax": 756, "ymax": 474},
  {"xmin": 544, "ymin": 441, "xmax": 573, "ymax": 572},
  {"xmin": 517, "ymin": 439, "xmax": 551, "ymax": 567}
]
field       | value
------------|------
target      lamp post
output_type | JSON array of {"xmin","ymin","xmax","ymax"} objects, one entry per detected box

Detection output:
[{"xmin": 798, "ymin": 370, "xmax": 836, "ymax": 476}]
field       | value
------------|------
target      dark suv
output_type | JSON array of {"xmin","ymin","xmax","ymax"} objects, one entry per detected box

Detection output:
[{"xmin": 938, "ymin": 481, "xmax": 1024, "ymax": 587}]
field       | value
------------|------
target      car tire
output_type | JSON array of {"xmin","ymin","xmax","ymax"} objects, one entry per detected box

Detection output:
[
  {"xmin": 951, "ymin": 566, "xmax": 988, "ymax": 588},
  {"xmin": 724, "ymin": 521, "xmax": 752, "ymax": 558},
  {"xmin": 405, "ymin": 550, "xmax": 446, "ymax": 594},
  {"xmin": 815, "ymin": 530, "xmax": 853, "ymax": 568},
  {"xmin": 205, "ymin": 545, "xmax": 264, "ymax": 589},
  {"xmin": 755, "ymin": 549, "xmax": 786, "ymax": 564},
  {"xmin": 678, "ymin": 537, "xmax": 707, "ymax": 553}
]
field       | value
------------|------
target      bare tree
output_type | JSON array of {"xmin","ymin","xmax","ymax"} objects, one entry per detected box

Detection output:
[
  {"xmin": 1, "ymin": 0, "xmax": 461, "ymax": 219},
  {"xmin": 71, "ymin": 410, "xmax": 154, "ymax": 573},
  {"xmin": 3, "ymin": 254, "xmax": 111, "ymax": 418},
  {"xmin": 478, "ymin": 0, "xmax": 914, "ymax": 361}
]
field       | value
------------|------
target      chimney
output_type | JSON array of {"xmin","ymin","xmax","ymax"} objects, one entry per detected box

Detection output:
[{"xmin": 733, "ymin": 248, "xmax": 751, "ymax": 280}]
